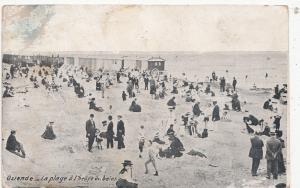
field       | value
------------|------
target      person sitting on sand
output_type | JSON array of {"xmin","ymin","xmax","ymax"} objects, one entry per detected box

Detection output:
[
  {"xmin": 75, "ymin": 83, "xmax": 85, "ymax": 98},
  {"xmin": 263, "ymin": 99, "xmax": 273, "ymax": 111},
  {"xmin": 205, "ymin": 84, "xmax": 211, "ymax": 95},
  {"xmin": 6, "ymin": 130, "xmax": 26, "ymax": 158},
  {"xmin": 153, "ymin": 132, "xmax": 165, "ymax": 145},
  {"xmin": 160, "ymin": 133, "xmax": 184, "ymax": 158},
  {"xmin": 166, "ymin": 124, "xmax": 175, "ymax": 136},
  {"xmin": 3, "ymin": 86, "xmax": 14, "ymax": 98},
  {"xmin": 88, "ymin": 98, "xmax": 104, "ymax": 112},
  {"xmin": 41, "ymin": 122, "xmax": 56, "ymax": 140},
  {"xmin": 129, "ymin": 98, "xmax": 141, "ymax": 112},
  {"xmin": 232, "ymin": 93, "xmax": 241, "ymax": 111},
  {"xmin": 116, "ymin": 160, "xmax": 138, "ymax": 188},
  {"xmin": 167, "ymin": 96, "xmax": 176, "ymax": 109},
  {"xmin": 243, "ymin": 115, "xmax": 264, "ymax": 126},
  {"xmin": 5, "ymin": 72, "xmax": 10, "ymax": 80},
  {"xmin": 185, "ymin": 90, "xmax": 196, "ymax": 102},
  {"xmin": 192, "ymin": 101, "xmax": 202, "ymax": 117}
]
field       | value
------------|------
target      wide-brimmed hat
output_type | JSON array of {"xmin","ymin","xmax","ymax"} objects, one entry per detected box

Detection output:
[
  {"xmin": 102, "ymin": 121, "xmax": 107, "ymax": 126},
  {"xmin": 122, "ymin": 160, "xmax": 133, "ymax": 166}
]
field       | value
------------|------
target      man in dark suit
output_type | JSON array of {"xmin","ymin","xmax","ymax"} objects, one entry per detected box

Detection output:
[
  {"xmin": 86, "ymin": 114, "xmax": 96, "ymax": 152},
  {"xmin": 249, "ymin": 133, "xmax": 264, "ymax": 176},
  {"xmin": 212, "ymin": 101, "xmax": 220, "ymax": 121},
  {"xmin": 232, "ymin": 77, "xmax": 237, "ymax": 91},
  {"xmin": 107, "ymin": 115, "xmax": 114, "ymax": 149},
  {"xmin": 117, "ymin": 115, "xmax": 125, "ymax": 149},
  {"xmin": 265, "ymin": 132, "xmax": 282, "ymax": 179}
]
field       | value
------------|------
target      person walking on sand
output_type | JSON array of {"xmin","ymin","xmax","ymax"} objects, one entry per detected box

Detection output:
[
  {"xmin": 138, "ymin": 125, "xmax": 145, "ymax": 158},
  {"xmin": 232, "ymin": 77, "xmax": 237, "ymax": 91},
  {"xmin": 145, "ymin": 140, "xmax": 159, "ymax": 176}
]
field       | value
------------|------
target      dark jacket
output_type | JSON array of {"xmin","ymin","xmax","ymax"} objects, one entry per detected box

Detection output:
[
  {"xmin": 263, "ymin": 101, "xmax": 270, "ymax": 109},
  {"xmin": 265, "ymin": 137, "xmax": 282, "ymax": 160},
  {"xmin": 249, "ymin": 136, "xmax": 264, "ymax": 159},
  {"xmin": 233, "ymin": 79, "xmax": 237, "ymax": 86},
  {"xmin": 86, "ymin": 119, "xmax": 96, "ymax": 137},
  {"xmin": 167, "ymin": 98, "xmax": 176, "ymax": 107},
  {"xmin": 212, "ymin": 105, "xmax": 220, "ymax": 121},
  {"xmin": 107, "ymin": 121, "xmax": 114, "ymax": 138},
  {"xmin": 6, "ymin": 134, "xmax": 18, "ymax": 151},
  {"xmin": 249, "ymin": 115, "xmax": 259, "ymax": 125},
  {"xmin": 117, "ymin": 120, "xmax": 125, "ymax": 137},
  {"xmin": 193, "ymin": 104, "xmax": 201, "ymax": 116}
]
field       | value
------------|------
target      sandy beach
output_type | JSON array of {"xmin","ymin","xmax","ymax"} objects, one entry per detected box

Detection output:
[{"xmin": 2, "ymin": 52, "xmax": 288, "ymax": 188}]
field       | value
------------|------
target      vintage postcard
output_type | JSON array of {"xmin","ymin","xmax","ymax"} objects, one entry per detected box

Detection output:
[{"xmin": 1, "ymin": 4, "xmax": 289, "ymax": 188}]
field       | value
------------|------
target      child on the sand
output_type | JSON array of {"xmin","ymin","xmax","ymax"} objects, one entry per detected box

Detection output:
[
  {"xmin": 144, "ymin": 140, "xmax": 159, "ymax": 176},
  {"xmin": 138, "ymin": 125, "xmax": 145, "ymax": 158}
]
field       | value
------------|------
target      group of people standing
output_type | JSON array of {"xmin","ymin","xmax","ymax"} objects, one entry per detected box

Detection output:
[{"xmin": 85, "ymin": 114, "xmax": 126, "ymax": 152}]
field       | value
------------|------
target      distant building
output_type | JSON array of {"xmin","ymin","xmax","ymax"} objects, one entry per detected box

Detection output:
[{"xmin": 147, "ymin": 57, "xmax": 165, "ymax": 71}]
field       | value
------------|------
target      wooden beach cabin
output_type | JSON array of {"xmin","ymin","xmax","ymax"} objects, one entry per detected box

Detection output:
[{"xmin": 147, "ymin": 57, "xmax": 165, "ymax": 72}]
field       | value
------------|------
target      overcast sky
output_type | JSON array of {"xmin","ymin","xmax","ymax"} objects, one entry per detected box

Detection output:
[{"xmin": 2, "ymin": 5, "xmax": 288, "ymax": 53}]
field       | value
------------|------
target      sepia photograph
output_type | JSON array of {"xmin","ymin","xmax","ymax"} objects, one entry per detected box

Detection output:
[{"xmin": 1, "ymin": 4, "xmax": 290, "ymax": 188}]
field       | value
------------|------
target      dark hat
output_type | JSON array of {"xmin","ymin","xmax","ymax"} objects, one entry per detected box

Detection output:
[
  {"xmin": 49, "ymin": 121, "xmax": 54, "ymax": 124},
  {"xmin": 91, "ymin": 98, "xmax": 95, "ymax": 100},
  {"xmin": 122, "ymin": 160, "xmax": 133, "ymax": 166},
  {"xmin": 11, "ymin": 130, "xmax": 16, "ymax": 134}
]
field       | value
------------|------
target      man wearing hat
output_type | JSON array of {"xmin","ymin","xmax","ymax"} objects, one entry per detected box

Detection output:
[
  {"xmin": 6, "ymin": 130, "xmax": 26, "ymax": 158},
  {"xmin": 248, "ymin": 132, "xmax": 264, "ymax": 176},
  {"xmin": 116, "ymin": 160, "xmax": 138, "ymax": 188},
  {"xmin": 86, "ymin": 114, "xmax": 96, "ymax": 152},
  {"xmin": 106, "ymin": 115, "xmax": 114, "ymax": 149},
  {"xmin": 265, "ymin": 132, "xmax": 282, "ymax": 179},
  {"xmin": 117, "ymin": 115, "xmax": 125, "ymax": 149}
]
